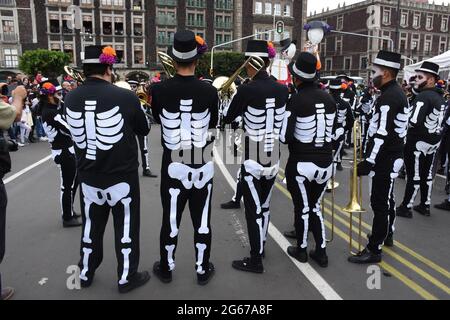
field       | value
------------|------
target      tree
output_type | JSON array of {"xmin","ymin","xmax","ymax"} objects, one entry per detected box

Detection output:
[
  {"xmin": 196, "ymin": 51, "xmax": 245, "ymax": 78},
  {"xmin": 19, "ymin": 49, "xmax": 71, "ymax": 78}
]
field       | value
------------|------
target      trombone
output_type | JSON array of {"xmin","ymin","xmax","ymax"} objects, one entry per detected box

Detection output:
[
  {"xmin": 323, "ymin": 150, "xmax": 338, "ymax": 243},
  {"xmin": 342, "ymin": 119, "xmax": 366, "ymax": 255},
  {"xmin": 157, "ymin": 52, "xmax": 176, "ymax": 78},
  {"xmin": 64, "ymin": 66, "xmax": 85, "ymax": 83}
]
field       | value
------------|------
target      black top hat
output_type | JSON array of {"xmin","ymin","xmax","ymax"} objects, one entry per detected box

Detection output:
[
  {"xmin": 329, "ymin": 78, "xmax": 343, "ymax": 90},
  {"xmin": 288, "ymin": 52, "xmax": 318, "ymax": 82},
  {"xmin": 83, "ymin": 45, "xmax": 119, "ymax": 65},
  {"xmin": 168, "ymin": 30, "xmax": 201, "ymax": 63},
  {"xmin": 415, "ymin": 61, "xmax": 440, "ymax": 76},
  {"xmin": 373, "ymin": 50, "xmax": 402, "ymax": 70},
  {"xmin": 336, "ymin": 71, "xmax": 352, "ymax": 81},
  {"xmin": 280, "ymin": 38, "xmax": 291, "ymax": 51},
  {"xmin": 245, "ymin": 40, "xmax": 269, "ymax": 58}
]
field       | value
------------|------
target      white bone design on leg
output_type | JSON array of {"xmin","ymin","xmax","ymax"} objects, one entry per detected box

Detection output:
[
  {"xmin": 314, "ymin": 175, "xmax": 331, "ymax": 249},
  {"xmin": 244, "ymin": 175, "xmax": 261, "ymax": 214},
  {"xmin": 118, "ymin": 248, "xmax": 132, "ymax": 285},
  {"xmin": 256, "ymin": 218, "xmax": 264, "ymax": 254},
  {"xmin": 413, "ymin": 151, "xmax": 421, "ymax": 181},
  {"xmin": 199, "ymin": 184, "xmax": 212, "ymax": 235},
  {"xmin": 79, "ymin": 247, "xmax": 93, "ymax": 281},
  {"xmin": 168, "ymin": 161, "xmax": 214, "ymax": 190},
  {"xmin": 296, "ymin": 176, "xmax": 309, "ymax": 248},
  {"xmin": 121, "ymin": 198, "xmax": 132, "ymax": 244},
  {"xmin": 262, "ymin": 211, "xmax": 270, "ymax": 242},
  {"xmin": 169, "ymin": 188, "xmax": 180, "ymax": 238},
  {"xmin": 83, "ymin": 198, "xmax": 93, "ymax": 243},
  {"xmin": 195, "ymin": 243, "xmax": 207, "ymax": 274},
  {"xmin": 165, "ymin": 244, "xmax": 176, "ymax": 271},
  {"xmin": 262, "ymin": 184, "xmax": 274, "ymax": 209}
]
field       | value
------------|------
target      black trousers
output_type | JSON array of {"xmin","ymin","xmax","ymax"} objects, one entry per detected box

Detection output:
[
  {"xmin": 232, "ymin": 167, "xmax": 243, "ymax": 203},
  {"xmin": 78, "ymin": 171, "xmax": 141, "ymax": 285},
  {"xmin": 286, "ymin": 158, "xmax": 332, "ymax": 253},
  {"xmin": 159, "ymin": 162, "xmax": 214, "ymax": 275},
  {"xmin": 367, "ymin": 154, "xmax": 403, "ymax": 254},
  {"xmin": 53, "ymin": 148, "xmax": 78, "ymax": 221},
  {"xmin": 0, "ymin": 181, "xmax": 6, "ymax": 292},
  {"xmin": 241, "ymin": 162, "xmax": 277, "ymax": 259},
  {"xmin": 137, "ymin": 135, "xmax": 150, "ymax": 171},
  {"xmin": 401, "ymin": 140, "xmax": 440, "ymax": 209}
]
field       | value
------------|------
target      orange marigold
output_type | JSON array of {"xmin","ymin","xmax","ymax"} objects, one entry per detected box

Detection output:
[
  {"xmin": 195, "ymin": 35, "xmax": 205, "ymax": 46},
  {"xmin": 102, "ymin": 46, "xmax": 117, "ymax": 56},
  {"xmin": 267, "ymin": 41, "xmax": 274, "ymax": 48},
  {"xmin": 42, "ymin": 82, "xmax": 54, "ymax": 89}
]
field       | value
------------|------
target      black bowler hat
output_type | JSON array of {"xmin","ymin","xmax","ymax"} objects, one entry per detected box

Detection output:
[
  {"xmin": 329, "ymin": 78, "xmax": 343, "ymax": 90},
  {"xmin": 280, "ymin": 38, "xmax": 291, "ymax": 51},
  {"xmin": 169, "ymin": 30, "xmax": 201, "ymax": 63},
  {"xmin": 245, "ymin": 40, "xmax": 269, "ymax": 58},
  {"xmin": 336, "ymin": 71, "xmax": 352, "ymax": 82},
  {"xmin": 288, "ymin": 52, "xmax": 318, "ymax": 82},
  {"xmin": 83, "ymin": 45, "xmax": 119, "ymax": 65},
  {"xmin": 415, "ymin": 61, "xmax": 440, "ymax": 76},
  {"xmin": 373, "ymin": 50, "xmax": 402, "ymax": 70}
]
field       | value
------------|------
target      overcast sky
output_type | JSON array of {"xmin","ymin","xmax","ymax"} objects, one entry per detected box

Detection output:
[{"xmin": 307, "ymin": 0, "xmax": 450, "ymax": 16}]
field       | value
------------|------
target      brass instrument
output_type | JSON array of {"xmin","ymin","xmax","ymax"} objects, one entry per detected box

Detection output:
[
  {"xmin": 342, "ymin": 119, "xmax": 366, "ymax": 254},
  {"xmin": 136, "ymin": 85, "xmax": 149, "ymax": 106},
  {"xmin": 64, "ymin": 66, "xmax": 85, "ymax": 83},
  {"xmin": 323, "ymin": 150, "xmax": 338, "ymax": 243},
  {"xmin": 157, "ymin": 52, "xmax": 176, "ymax": 78}
]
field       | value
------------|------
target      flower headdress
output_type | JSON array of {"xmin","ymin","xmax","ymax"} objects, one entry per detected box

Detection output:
[
  {"xmin": 99, "ymin": 46, "xmax": 118, "ymax": 65},
  {"xmin": 267, "ymin": 41, "xmax": 276, "ymax": 59},
  {"xmin": 196, "ymin": 35, "xmax": 208, "ymax": 55},
  {"xmin": 40, "ymin": 82, "xmax": 56, "ymax": 95}
]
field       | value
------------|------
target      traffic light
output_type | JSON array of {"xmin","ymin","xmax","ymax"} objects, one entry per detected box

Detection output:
[{"xmin": 276, "ymin": 21, "xmax": 284, "ymax": 34}]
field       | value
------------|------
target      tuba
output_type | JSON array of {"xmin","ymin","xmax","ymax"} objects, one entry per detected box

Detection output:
[
  {"xmin": 157, "ymin": 52, "xmax": 176, "ymax": 78},
  {"xmin": 64, "ymin": 66, "xmax": 85, "ymax": 83}
]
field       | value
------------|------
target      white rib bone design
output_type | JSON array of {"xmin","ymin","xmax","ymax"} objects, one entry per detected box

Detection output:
[
  {"xmin": 160, "ymin": 99, "xmax": 211, "ymax": 150},
  {"xmin": 394, "ymin": 104, "xmax": 411, "ymax": 138},
  {"xmin": 294, "ymin": 104, "xmax": 335, "ymax": 146},
  {"xmin": 66, "ymin": 102, "xmax": 124, "ymax": 160},
  {"xmin": 424, "ymin": 104, "xmax": 445, "ymax": 134}
]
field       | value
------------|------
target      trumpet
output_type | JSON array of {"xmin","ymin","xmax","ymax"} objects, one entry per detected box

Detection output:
[
  {"xmin": 157, "ymin": 52, "xmax": 176, "ymax": 78},
  {"xmin": 64, "ymin": 66, "xmax": 85, "ymax": 83},
  {"xmin": 136, "ymin": 85, "xmax": 149, "ymax": 106},
  {"xmin": 342, "ymin": 119, "xmax": 366, "ymax": 254}
]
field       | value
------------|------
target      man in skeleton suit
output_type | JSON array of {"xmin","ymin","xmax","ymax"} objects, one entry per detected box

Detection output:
[
  {"xmin": 128, "ymin": 79, "xmax": 157, "ymax": 178},
  {"xmin": 223, "ymin": 40, "xmax": 289, "ymax": 273},
  {"xmin": 397, "ymin": 62, "xmax": 446, "ymax": 218},
  {"xmin": 64, "ymin": 45, "xmax": 151, "ymax": 292},
  {"xmin": 348, "ymin": 50, "xmax": 409, "ymax": 264},
  {"xmin": 280, "ymin": 52, "xmax": 336, "ymax": 268},
  {"xmin": 151, "ymin": 31, "xmax": 218, "ymax": 285}
]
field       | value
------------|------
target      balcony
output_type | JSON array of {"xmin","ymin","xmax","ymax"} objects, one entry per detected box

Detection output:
[
  {"xmin": 215, "ymin": 0, "xmax": 233, "ymax": 10},
  {"xmin": 215, "ymin": 21, "xmax": 232, "ymax": 29},
  {"xmin": 0, "ymin": 0, "xmax": 15, "ymax": 6},
  {"xmin": 156, "ymin": 0, "xmax": 177, "ymax": 6},
  {"xmin": 0, "ymin": 32, "xmax": 19, "ymax": 43},
  {"xmin": 157, "ymin": 36, "xmax": 173, "ymax": 46},
  {"xmin": 186, "ymin": 20, "xmax": 205, "ymax": 28},
  {"xmin": 156, "ymin": 15, "xmax": 177, "ymax": 26},
  {"xmin": 187, "ymin": 0, "xmax": 206, "ymax": 8}
]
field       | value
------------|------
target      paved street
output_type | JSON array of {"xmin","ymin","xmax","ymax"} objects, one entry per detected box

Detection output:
[{"xmin": 1, "ymin": 126, "xmax": 449, "ymax": 300}]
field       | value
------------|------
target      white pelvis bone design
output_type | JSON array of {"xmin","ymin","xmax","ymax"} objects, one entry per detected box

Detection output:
[{"xmin": 66, "ymin": 101, "xmax": 124, "ymax": 160}]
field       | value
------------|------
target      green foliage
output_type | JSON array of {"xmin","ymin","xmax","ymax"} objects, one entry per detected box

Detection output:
[
  {"xmin": 19, "ymin": 49, "xmax": 71, "ymax": 78},
  {"xmin": 196, "ymin": 51, "xmax": 245, "ymax": 78}
]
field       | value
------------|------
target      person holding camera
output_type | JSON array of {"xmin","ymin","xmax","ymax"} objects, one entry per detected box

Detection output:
[{"xmin": 0, "ymin": 83, "xmax": 27, "ymax": 300}]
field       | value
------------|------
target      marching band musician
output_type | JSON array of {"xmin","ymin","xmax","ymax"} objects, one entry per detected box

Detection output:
[
  {"xmin": 151, "ymin": 31, "xmax": 218, "ymax": 285},
  {"xmin": 348, "ymin": 50, "xmax": 409, "ymax": 264},
  {"xmin": 223, "ymin": 40, "xmax": 289, "ymax": 274},
  {"xmin": 280, "ymin": 52, "xmax": 336, "ymax": 268},
  {"xmin": 64, "ymin": 45, "xmax": 151, "ymax": 292},
  {"xmin": 397, "ymin": 62, "xmax": 446, "ymax": 218}
]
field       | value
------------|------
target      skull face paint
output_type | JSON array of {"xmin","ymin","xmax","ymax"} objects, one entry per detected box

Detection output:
[
  {"xmin": 414, "ymin": 72, "xmax": 429, "ymax": 91},
  {"xmin": 371, "ymin": 65, "xmax": 384, "ymax": 89}
]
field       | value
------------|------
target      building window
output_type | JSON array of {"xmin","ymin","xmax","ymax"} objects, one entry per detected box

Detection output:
[
  {"xmin": 274, "ymin": 3, "xmax": 281, "ymax": 16},
  {"xmin": 49, "ymin": 14, "xmax": 60, "ymax": 33},
  {"xmin": 413, "ymin": 13, "xmax": 420, "ymax": 28},
  {"xmin": 325, "ymin": 58, "xmax": 332, "ymax": 71},
  {"xmin": 424, "ymin": 40, "xmax": 432, "ymax": 53},
  {"xmin": 335, "ymin": 36, "xmax": 342, "ymax": 54},
  {"xmin": 441, "ymin": 16, "xmax": 448, "ymax": 32},
  {"xmin": 344, "ymin": 57, "xmax": 351, "ymax": 71},
  {"xmin": 102, "ymin": 16, "xmax": 112, "ymax": 35},
  {"xmin": 215, "ymin": 33, "xmax": 223, "ymax": 44},
  {"xmin": 439, "ymin": 36, "xmax": 447, "ymax": 53},
  {"xmin": 336, "ymin": 16, "xmax": 343, "ymax": 31},
  {"xmin": 80, "ymin": 0, "xmax": 93, "ymax": 5},
  {"xmin": 115, "ymin": 45, "xmax": 124, "ymax": 63},
  {"xmin": 284, "ymin": 4, "xmax": 291, "ymax": 17},
  {"xmin": 411, "ymin": 39, "xmax": 419, "ymax": 51},
  {"xmin": 265, "ymin": 3, "xmax": 272, "ymax": 15},
  {"xmin": 114, "ymin": 17, "xmax": 124, "ymax": 35},
  {"xmin": 400, "ymin": 32, "xmax": 407, "ymax": 52},
  {"xmin": 134, "ymin": 45, "xmax": 144, "ymax": 64},
  {"xmin": 360, "ymin": 57, "xmax": 368, "ymax": 70},
  {"xmin": 383, "ymin": 9, "xmax": 391, "ymax": 25},
  {"xmin": 3, "ymin": 48, "xmax": 18, "ymax": 68},
  {"xmin": 255, "ymin": 2, "xmax": 262, "ymax": 14},
  {"xmin": 82, "ymin": 15, "xmax": 93, "ymax": 34},
  {"xmin": 426, "ymin": 15, "xmax": 433, "ymax": 30},
  {"xmin": 133, "ymin": 0, "xmax": 143, "ymax": 10},
  {"xmin": 63, "ymin": 44, "xmax": 74, "ymax": 63},
  {"xmin": 133, "ymin": 17, "xmax": 143, "ymax": 36},
  {"xmin": 400, "ymin": 12, "xmax": 408, "ymax": 26},
  {"xmin": 1, "ymin": 20, "xmax": 15, "ymax": 40}
]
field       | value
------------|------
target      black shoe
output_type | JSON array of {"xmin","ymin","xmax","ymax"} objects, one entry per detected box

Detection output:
[
  {"xmin": 384, "ymin": 233, "xmax": 394, "ymax": 247},
  {"xmin": 80, "ymin": 276, "xmax": 94, "ymax": 288},
  {"xmin": 63, "ymin": 217, "xmax": 82, "ymax": 228},
  {"xmin": 283, "ymin": 229, "xmax": 297, "ymax": 239},
  {"xmin": 220, "ymin": 200, "xmax": 240, "ymax": 209},
  {"xmin": 348, "ymin": 248, "xmax": 381, "ymax": 264},
  {"xmin": 396, "ymin": 205, "xmax": 413, "ymax": 218},
  {"xmin": 143, "ymin": 169, "xmax": 158, "ymax": 178},
  {"xmin": 197, "ymin": 262, "xmax": 215, "ymax": 286},
  {"xmin": 434, "ymin": 200, "xmax": 450, "ymax": 211},
  {"xmin": 336, "ymin": 163, "xmax": 343, "ymax": 171},
  {"xmin": 309, "ymin": 249, "xmax": 328, "ymax": 268},
  {"xmin": 118, "ymin": 271, "xmax": 150, "ymax": 293},
  {"xmin": 232, "ymin": 257, "xmax": 264, "ymax": 273},
  {"xmin": 73, "ymin": 211, "xmax": 81, "ymax": 219},
  {"xmin": 413, "ymin": 205, "xmax": 430, "ymax": 217},
  {"xmin": 287, "ymin": 246, "xmax": 308, "ymax": 263},
  {"xmin": 152, "ymin": 261, "xmax": 172, "ymax": 283}
]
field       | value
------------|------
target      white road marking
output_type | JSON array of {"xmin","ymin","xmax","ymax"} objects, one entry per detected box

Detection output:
[
  {"xmin": 4, "ymin": 155, "xmax": 52, "ymax": 184},
  {"xmin": 213, "ymin": 146, "xmax": 343, "ymax": 301}
]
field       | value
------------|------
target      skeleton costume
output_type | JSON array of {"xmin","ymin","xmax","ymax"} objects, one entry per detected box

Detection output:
[
  {"xmin": 39, "ymin": 80, "xmax": 80, "ymax": 227},
  {"xmin": 64, "ymin": 46, "xmax": 150, "ymax": 291},
  {"xmin": 223, "ymin": 40, "xmax": 289, "ymax": 273},
  {"xmin": 151, "ymin": 31, "xmax": 218, "ymax": 284},
  {"xmin": 349, "ymin": 51, "xmax": 409, "ymax": 264},
  {"xmin": 398, "ymin": 62, "xmax": 446, "ymax": 217},
  {"xmin": 281, "ymin": 52, "xmax": 336, "ymax": 267}
]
